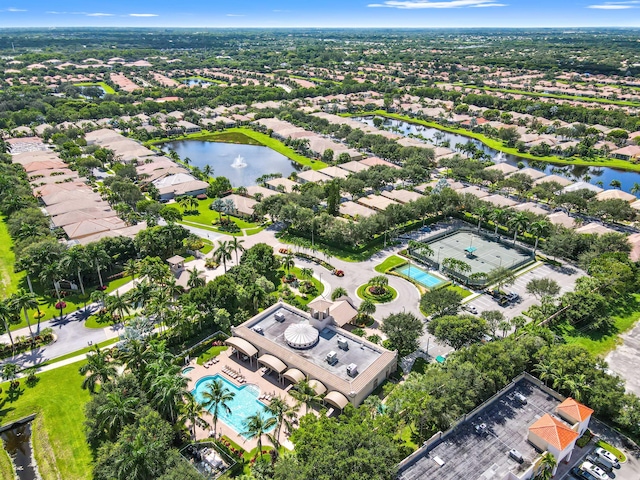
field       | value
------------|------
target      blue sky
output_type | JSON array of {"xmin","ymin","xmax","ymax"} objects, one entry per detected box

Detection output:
[{"xmin": 1, "ymin": 1, "xmax": 639, "ymax": 28}]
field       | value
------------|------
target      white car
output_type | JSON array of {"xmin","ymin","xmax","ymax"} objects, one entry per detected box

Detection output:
[
  {"xmin": 595, "ymin": 447, "xmax": 620, "ymax": 469},
  {"xmin": 580, "ymin": 461, "xmax": 608, "ymax": 480}
]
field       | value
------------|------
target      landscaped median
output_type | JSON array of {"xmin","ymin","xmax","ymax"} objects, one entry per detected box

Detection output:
[{"xmin": 356, "ymin": 276, "xmax": 398, "ymax": 304}]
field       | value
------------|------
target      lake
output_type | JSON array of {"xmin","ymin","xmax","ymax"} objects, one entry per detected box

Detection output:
[
  {"xmin": 1, "ymin": 419, "xmax": 39, "ymax": 480},
  {"xmin": 161, "ymin": 140, "xmax": 300, "ymax": 187},
  {"xmin": 354, "ymin": 116, "xmax": 640, "ymax": 194}
]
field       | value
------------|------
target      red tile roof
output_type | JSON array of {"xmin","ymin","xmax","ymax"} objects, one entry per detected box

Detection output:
[
  {"xmin": 557, "ymin": 398, "xmax": 594, "ymax": 422},
  {"xmin": 529, "ymin": 414, "xmax": 579, "ymax": 451}
]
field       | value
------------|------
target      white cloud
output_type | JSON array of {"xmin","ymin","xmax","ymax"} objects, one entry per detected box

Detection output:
[
  {"xmin": 5, "ymin": 7, "xmax": 27, "ymax": 12},
  {"xmin": 86, "ymin": 13, "xmax": 115, "ymax": 16},
  {"xmin": 129, "ymin": 13, "xmax": 159, "ymax": 17},
  {"xmin": 368, "ymin": 0, "xmax": 506, "ymax": 8},
  {"xmin": 587, "ymin": 0, "xmax": 639, "ymax": 8}
]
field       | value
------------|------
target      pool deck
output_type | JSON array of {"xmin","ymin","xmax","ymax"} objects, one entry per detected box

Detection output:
[{"xmin": 185, "ymin": 347, "xmax": 301, "ymax": 452}]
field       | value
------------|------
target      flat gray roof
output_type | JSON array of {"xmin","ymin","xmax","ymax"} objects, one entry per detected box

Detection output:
[
  {"xmin": 246, "ymin": 305, "xmax": 382, "ymax": 382},
  {"xmin": 398, "ymin": 377, "xmax": 562, "ymax": 480}
]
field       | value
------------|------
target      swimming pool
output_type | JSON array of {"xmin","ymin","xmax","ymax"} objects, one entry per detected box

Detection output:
[
  {"xmin": 182, "ymin": 367, "xmax": 195, "ymax": 375},
  {"xmin": 395, "ymin": 264, "xmax": 446, "ymax": 289},
  {"xmin": 191, "ymin": 374, "xmax": 275, "ymax": 437}
]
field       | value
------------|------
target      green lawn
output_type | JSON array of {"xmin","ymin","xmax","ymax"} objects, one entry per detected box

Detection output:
[
  {"xmin": 555, "ymin": 293, "xmax": 640, "ymax": 356},
  {"xmin": 356, "ymin": 283, "xmax": 398, "ymax": 303},
  {"xmin": 0, "ymin": 361, "xmax": 92, "ymax": 480},
  {"xmin": 180, "ymin": 199, "xmax": 260, "ymax": 234},
  {"xmin": 448, "ymin": 285, "xmax": 473, "ymax": 299},
  {"xmin": 596, "ymin": 440, "xmax": 627, "ymax": 462},
  {"xmin": 353, "ymin": 111, "xmax": 640, "ymax": 173},
  {"xmin": 11, "ymin": 275, "xmax": 134, "ymax": 332},
  {"xmin": 0, "ymin": 443, "xmax": 13, "ymax": 480},
  {"xmin": 196, "ymin": 345, "xmax": 229, "ymax": 365},
  {"xmin": 73, "ymin": 81, "xmax": 116, "ymax": 95},
  {"xmin": 374, "ymin": 255, "xmax": 407, "ymax": 274},
  {"xmin": 0, "ymin": 216, "xmax": 25, "ymax": 300},
  {"xmin": 279, "ymin": 266, "xmax": 325, "ymax": 306}
]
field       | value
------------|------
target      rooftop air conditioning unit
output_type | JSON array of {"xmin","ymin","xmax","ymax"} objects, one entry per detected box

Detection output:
[
  {"xmin": 326, "ymin": 351, "xmax": 338, "ymax": 365},
  {"xmin": 337, "ymin": 336, "xmax": 349, "ymax": 350},
  {"xmin": 514, "ymin": 393, "xmax": 527, "ymax": 405},
  {"xmin": 346, "ymin": 363, "xmax": 358, "ymax": 377},
  {"xmin": 509, "ymin": 449, "xmax": 524, "ymax": 464},
  {"xmin": 252, "ymin": 326, "xmax": 264, "ymax": 335},
  {"xmin": 274, "ymin": 312, "xmax": 285, "ymax": 323}
]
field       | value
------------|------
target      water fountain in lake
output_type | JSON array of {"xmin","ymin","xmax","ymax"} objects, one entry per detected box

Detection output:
[
  {"xmin": 493, "ymin": 152, "xmax": 507, "ymax": 163},
  {"xmin": 231, "ymin": 155, "xmax": 247, "ymax": 169}
]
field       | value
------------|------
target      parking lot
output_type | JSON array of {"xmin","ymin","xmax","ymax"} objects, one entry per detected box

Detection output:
[
  {"xmin": 464, "ymin": 263, "xmax": 584, "ymax": 321},
  {"xmin": 557, "ymin": 419, "xmax": 640, "ymax": 480}
]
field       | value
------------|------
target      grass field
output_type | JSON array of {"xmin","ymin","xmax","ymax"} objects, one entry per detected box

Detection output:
[
  {"xmin": 353, "ymin": 111, "xmax": 640, "ymax": 173},
  {"xmin": 448, "ymin": 285, "xmax": 473, "ymax": 299},
  {"xmin": 0, "ymin": 216, "xmax": 25, "ymax": 300},
  {"xmin": 374, "ymin": 255, "xmax": 407, "ymax": 273},
  {"xmin": 0, "ymin": 442, "xmax": 13, "ymax": 480},
  {"xmin": 556, "ymin": 293, "xmax": 640, "ymax": 356},
  {"xmin": 180, "ymin": 199, "xmax": 262, "ymax": 236},
  {"xmin": 73, "ymin": 81, "xmax": 116, "ymax": 95},
  {"xmin": 196, "ymin": 345, "xmax": 228, "ymax": 365},
  {"xmin": 356, "ymin": 283, "xmax": 398, "ymax": 303},
  {"xmin": 0, "ymin": 361, "xmax": 92, "ymax": 480},
  {"xmin": 280, "ymin": 266, "xmax": 325, "ymax": 307}
]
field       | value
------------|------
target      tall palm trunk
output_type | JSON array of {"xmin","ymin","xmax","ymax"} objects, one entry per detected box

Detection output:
[
  {"xmin": 26, "ymin": 274, "xmax": 34, "ymax": 294},
  {"xmin": 96, "ymin": 261, "xmax": 104, "ymax": 288},
  {"xmin": 2, "ymin": 317, "xmax": 14, "ymax": 352},
  {"xmin": 77, "ymin": 269, "xmax": 85, "ymax": 296},
  {"xmin": 23, "ymin": 307, "xmax": 34, "ymax": 338}
]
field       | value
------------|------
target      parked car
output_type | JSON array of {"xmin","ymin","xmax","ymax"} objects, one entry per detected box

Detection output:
[
  {"xmin": 420, "ymin": 226, "xmax": 431, "ymax": 233},
  {"xmin": 579, "ymin": 461, "xmax": 608, "ymax": 480},
  {"xmin": 594, "ymin": 447, "xmax": 620, "ymax": 469},
  {"xmin": 507, "ymin": 292, "xmax": 520, "ymax": 302},
  {"xmin": 463, "ymin": 305, "xmax": 478, "ymax": 314},
  {"xmin": 570, "ymin": 466, "xmax": 598, "ymax": 480}
]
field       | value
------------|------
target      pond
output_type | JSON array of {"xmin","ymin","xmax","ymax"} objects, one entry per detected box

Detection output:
[
  {"xmin": 354, "ymin": 116, "xmax": 640, "ymax": 194},
  {"xmin": 162, "ymin": 140, "xmax": 300, "ymax": 187},
  {"xmin": 1, "ymin": 418, "xmax": 40, "ymax": 480},
  {"xmin": 183, "ymin": 77, "xmax": 213, "ymax": 87}
]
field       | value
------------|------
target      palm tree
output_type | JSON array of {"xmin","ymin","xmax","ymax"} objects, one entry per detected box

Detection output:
[
  {"xmin": 79, "ymin": 346, "xmax": 118, "ymax": 393},
  {"xmin": 534, "ymin": 452, "xmax": 557, "ymax": 480},
  {"xmin": 610, "ymin": 179, "xmax": 622, "ymax": 189},
  {"xmin": 214, "ymin": 240, "xmax": 232, "ymax": 273},
  {"xmin": 529, "ymin": 220, "xmax": 550, "ymax": 253},
  {"xmin": 0, "ymin": 300, "xmax": 15, "ymax": 352},
  {"xmin": 126, "ymin": 281, "xmax": 156, "ymax": 309},
  {"xmin": 90, "ymin": 289, "xmax": 109, "ymax": 309},
  {"xmin": 631, "ymin": 182, "xmax": 640, "ymax": 196},
  {"xmin": 124, "ymin": 258, "xmax": 140, "ymax": 284},
  {"xmin": 282, "ymin": 252, "xmax": 295, "ymax": 274},
  {"xmin": 39, "ymin": 261, "xmax": 63, "ymax": 301},
  {"xmin": 362, "ymin": 395, "xmax": 383, "ymax": 419},
  {"xmin": 368, "ymin": 275, "xmax": 389, "ymax": 294},
  {"xmin": 107, "ymin": 292, "xmax": 130, "ymax": 321},
  {"xmin": 300, "ymin": 267, "xmax": 314, "ymax": 281},
  {"xmin": 180, "ymin": 392, "xmax": 210, "ymax": 440},
  {"xmin": 489, "ymin": 208, "xmax": 508, "ymax": 235},
  {"xmin": 331, "ymin": 287, "xmax": 348, "ymax": 301},
  {"xmin": 229, "ymin": 237, "xmax": 246, "ymax": 265},
  {"xmin": 149, "ymin": 369, "xmax": 189, "ymax": 424},
  {"xmin": 290, "ymin": 380, "xmax": 322, "ymax": 414},
  {"xmin": 201, "ymin": 378, "xmax": 235, "ymax": 438},
  {"xmin": 533, "ymin": 361, "xmax": 555, "ymax": 387},
  {"xmin": 562, "ymin": 373, "xmax": 590, "ymax": 402},
  {"xmin": 358, "ymin": 299, "xmax": 377, "ymax": 318},
  {"xmin": 265, "ymin": 397, "xmax": 298, "ymax": 454},
  {"xmin": 96, "ymin": 391, "xmax": 139, "ymax": 440},
  {"xmin": 475, "ymin": 205, "xmax": 491, "ymax": 231},
  {"xmin": 10, "ymin": 289, "xmax": 39, "ymax": 338},
  {"xmin": 187, "ymin": 267, "xmax": 205, "ymax": 289},
  {"xmin": 61, "ymin": 245, "xmax": 89, "ymax": 296},
  {"xmin": 241, "ymin": 412, "xmax": 277, "ymax": 459},
  {"xmin": 90, "ymin": 246, "xmax": 112, "ymax": 289},
  {"xmin": 508, "ymin": 211, "xmax": 529, "ymax": 244}
]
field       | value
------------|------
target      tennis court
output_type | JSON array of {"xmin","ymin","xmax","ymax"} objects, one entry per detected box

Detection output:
[{"xmin": 424, "ymin": 230, "xmax": 533, "ymax": 276}]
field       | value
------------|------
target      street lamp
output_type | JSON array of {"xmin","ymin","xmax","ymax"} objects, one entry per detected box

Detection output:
[
  {"xmin": 437, "ymin": 246, "xmax": 444, "ymax": 265},
  {"xmin": 497, "ymin": 255, "xmax": 502, "ymax": 268}
]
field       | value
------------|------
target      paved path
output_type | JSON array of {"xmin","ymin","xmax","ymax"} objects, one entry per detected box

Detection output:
[{"xmin": 606, "ymin": 321, "xmax": 640, "ymax": 397}]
